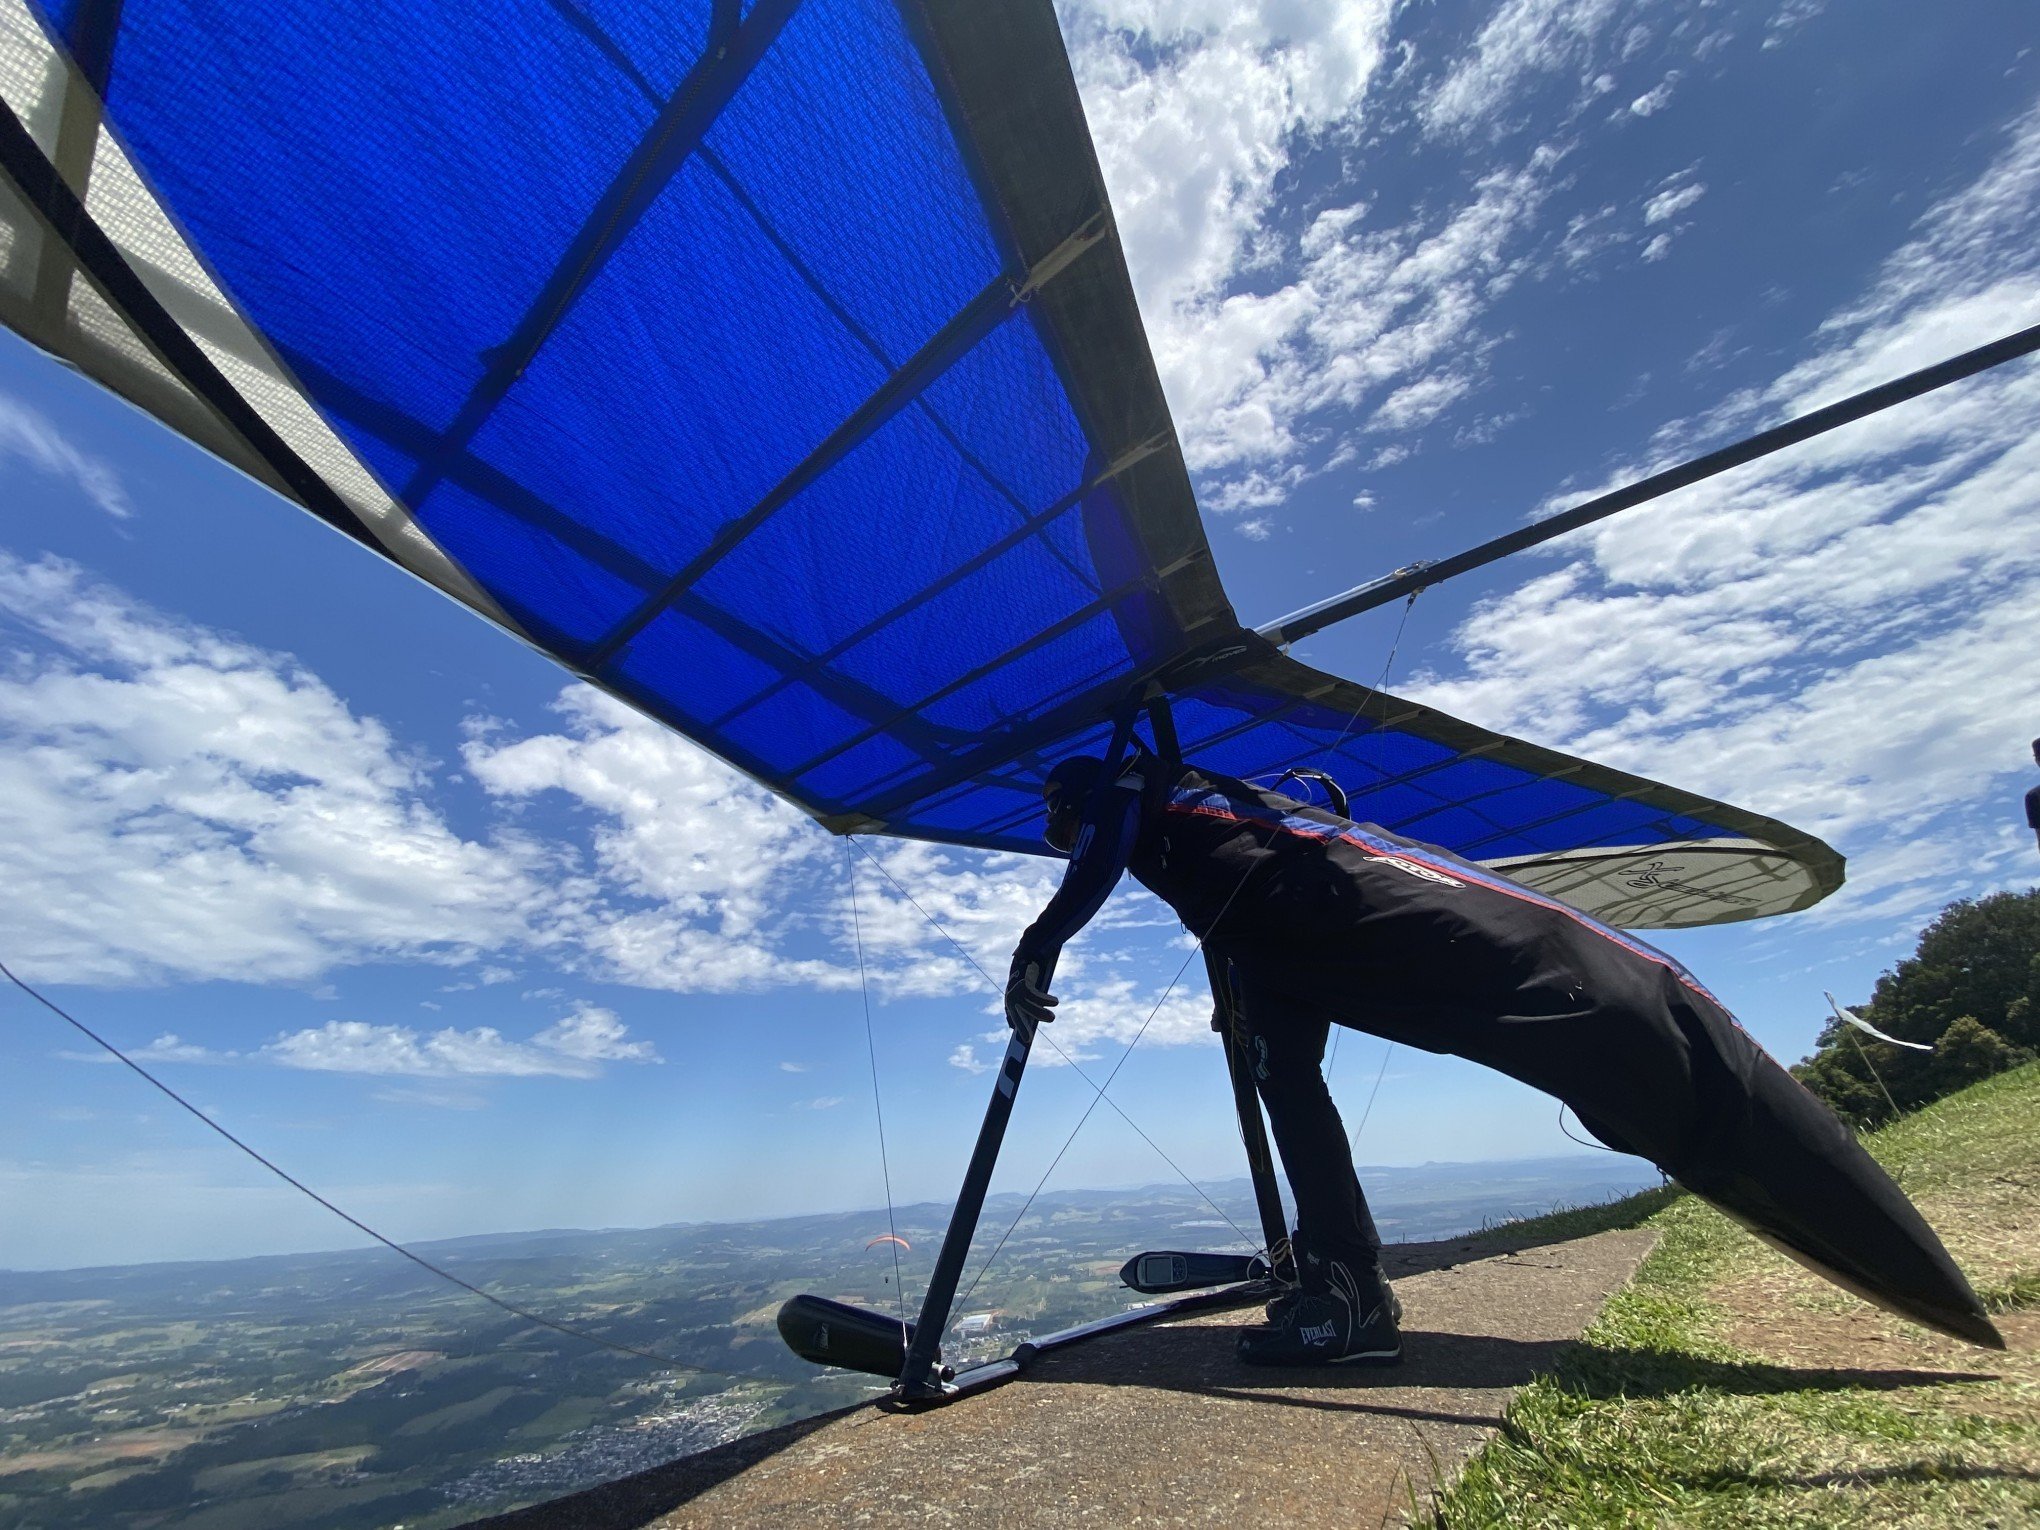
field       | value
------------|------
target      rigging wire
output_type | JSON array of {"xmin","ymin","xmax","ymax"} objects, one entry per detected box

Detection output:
[
  {"xmin": 846, "ymin": 836, "xmax": 1256, "ymax": 1250},
  {"xmin": 1845, "ymin": 1026, "xmax": 1905, "ymax": 1124},
  {"xmin": 1349, "ymin": 1041, "xmax": 1395, "ymax": 1156},
  {"xmin": 952, "ymin": 934, "xmax": 1214, "ymax": 1315},
  {"xmin": 948, "ymin": 837, "xmax": 1278, "ymax": 1312},
  {"xmin": 1324, "ymin": 589, "xmax": 1419, "ymax": 1085},
  {"xmin": 843, "ymin": 842, "xmax": 909, "ymax": 1325},
  {"xmin": 0, "ymin": 957, "xmax": 750, "ymax": 1381}
]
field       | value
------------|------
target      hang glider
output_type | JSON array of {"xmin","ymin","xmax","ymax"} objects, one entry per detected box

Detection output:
[
  {"xmin": 0, "ymin": 0, "xmax": 1863, "ymax": 931},
  {"xmin": 4, "ymin": 0, "xmax": 2016, "ymax": 1411}
]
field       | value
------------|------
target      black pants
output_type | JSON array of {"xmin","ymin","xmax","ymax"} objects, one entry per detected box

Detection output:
[{"xmin": 1235, "ymin": 981, "xmax": 1384, "ymax": 1263}]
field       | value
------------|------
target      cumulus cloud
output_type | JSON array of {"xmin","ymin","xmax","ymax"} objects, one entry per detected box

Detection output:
[
  {"xmin": 0, "ymin": 392, "xmax": 131, "ymax": 519},
  {"xmin": 951, "ymin": 972, "xmax": 1213, "ymax": 1073},
  {"xmin": 1763, "ymin": 0, "xmax": 1825, "ymax": 50},
  {"xmin": 0, "ymin": 557, "xmax": 1111, "ymax": 1008},
  {"xmin": 1066, "ymin": 1, "xmax": 1394, "ymax": 321},
  {"xmin": 0, "ymin": 554, "xmax": 551, "ymax": 986},
  {"xmin": 463, "ymin": 687, "xmax": 860, "ymax": 994},
  {"xmin": 1127, "ymin": 136, "xmax": 1571, "ymax": 489},
  {"xmin": 263, "ymin": 1004, "xmax": 657, "ymax": 1079}
]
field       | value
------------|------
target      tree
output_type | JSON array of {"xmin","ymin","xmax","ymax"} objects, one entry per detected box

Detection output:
[{"xmin": 1792, "ymin": 888, "xmax": 2040, "ymax": 1125}]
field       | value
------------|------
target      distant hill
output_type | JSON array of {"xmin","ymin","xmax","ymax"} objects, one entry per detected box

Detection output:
[{"xmin": 0, "ymin": 1152, "xmax": 1653, "ymax": 1288}]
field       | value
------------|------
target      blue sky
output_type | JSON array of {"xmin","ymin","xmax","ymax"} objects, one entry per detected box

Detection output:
[{"xmin": 3, "ymin": 0, "xmax": 2037, "ymax": 1270}]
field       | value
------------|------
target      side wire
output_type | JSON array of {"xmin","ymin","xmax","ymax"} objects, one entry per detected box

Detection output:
[
  {"xmin": 843, "ymin": 842, "xmax": 909, "ymax": 1324},
  {"xmin": 847, "ymin": 836, "xmax": 1255, "ymax": 1250},
  {"xmin": 1350, "ymin": 1042, "xmax": 1395, "ymax": 1156},
  {"xmin": 1326, "ymin": 590, "xmax": 1418, "ymax": 1084},
  {"xmin": 947, "ymin": 827, "xmax": 1279, "ymax": 1313},
  {"xmin": 0, "ymin": 958, "xmax": 746, "ymax": 1380},
  {"xmin": 953, "ymin": 933, "xmax": 1212, "ymax": 1315}
]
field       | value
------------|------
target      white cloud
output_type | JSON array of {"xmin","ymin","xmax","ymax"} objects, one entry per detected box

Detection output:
[
  {"xmin": 1034, "ymin": 977, "xmax": 1213, "ymax": 1064},
  {"xmin": 0, "ymin": 554, "xmax": 551, "ymax": 987},
  {"xmin": 1643, "ymin": 181, "xmax": 1706, "ymax": 225},
  {"xmin": 461, "ymin": 687, "xmax": 859, "ymax": 995},
  {"xmin": 778, "ymin": 1060, "xmax": 808, "ymax": 1073},
  {"xmin": 262, "ymin": 1004, "xmax": 658, "ymax": 1079},
  {"xmin": 1422, "ymin": 0, "xmax": 1636, "ymax": 138},
  {"xmin": 1368, "ymin": 369, "xmax": 1478, "ymax": 434},
  {"xmin": 1407, "ymin": 98, "xmax": 2040, "ymax": 933},
  {"xmin": 531, "ymin": 1004, "xmax": 659, "ymax": 1063},
  {"xmin": 1201, "ymin": 464, "xmax": 1305, "ymax": 515},
  {"xmin": 60, "ymin": 1032, "xmax": 233, "ymax": 1065},
  {"xmin": 1626, "ymin": 72, "xmax": 1678, "ymax": 117},
  {"xmin": 1063, "ymin": 3, "xmax": 1681, "ymax": 510},
  {"xmin": 1763, "ymin": 0, "xmax": 1825, "ymax": 50},
  {"xmin": 1066, "ymin": 2, "xmax": 1394, "ymax": 323},
  {"xmin": 840, "ymin": 837, "xmax": 1059, "ymax": 999},
  {"xmin": 1640, "ymin": 232, "xmax": 1672, "ymax": 262},
  {"xmin": 1136, "ymin": 140, "xmax": 1570, "ymax": 490},
  {"xmin": 0, "ymin": 392, "xmax": 131, "ymax": 519},
  {"xmin": 0, "ymin": 558, "xmax": 1089, "ymax": 1005}
]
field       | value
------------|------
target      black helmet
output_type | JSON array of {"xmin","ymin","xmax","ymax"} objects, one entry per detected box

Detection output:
[{"xmin": 1041, "ymin": 756, "xmax": 1105, "ymax": 852}]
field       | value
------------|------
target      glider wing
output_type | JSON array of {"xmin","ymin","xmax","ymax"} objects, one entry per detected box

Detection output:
[{"xmin": 0, "ymin": 0, "xmax": 1838, "ymax": 928}]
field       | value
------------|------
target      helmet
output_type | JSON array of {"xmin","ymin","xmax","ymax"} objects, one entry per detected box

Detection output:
[{"xmin": 1041, "ymin": 756, "xmax": 1105, "ymax": 852}]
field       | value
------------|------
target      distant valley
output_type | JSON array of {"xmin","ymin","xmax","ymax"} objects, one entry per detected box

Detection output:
[{"xmin": 0, "ymin": 1155, "xmax": 1654, "ymax": 1529}]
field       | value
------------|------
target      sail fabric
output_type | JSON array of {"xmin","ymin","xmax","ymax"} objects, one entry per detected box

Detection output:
[{"xmin": 0, "ymin": 0, "xmax": 1841, "ymax": 928}]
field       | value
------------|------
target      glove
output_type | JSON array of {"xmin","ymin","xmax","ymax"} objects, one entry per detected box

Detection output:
[{"xmin": 1005, "ymin": 951, "xmax": 1059, "ymax": 1032}]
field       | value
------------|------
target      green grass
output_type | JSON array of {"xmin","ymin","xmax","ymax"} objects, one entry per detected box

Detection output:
[{"xmin": 1426, "ymin": 1062, "xmax": 2040, "ymax": 1528}]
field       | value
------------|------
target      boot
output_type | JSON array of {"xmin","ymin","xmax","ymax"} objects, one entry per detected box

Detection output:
[{"xmin": 1238, "ymin": 1240, "xmax": 1401, "ymax": 1367}]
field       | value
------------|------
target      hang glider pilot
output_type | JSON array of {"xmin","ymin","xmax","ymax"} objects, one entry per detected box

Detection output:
[
  {"xmin": 1006, "ymin": 749, "xmax": 1794, "ymax": 1368},
  {"xmin": 1007, "ymin": 750, "xmax": 1404, "ymax": 1368}
]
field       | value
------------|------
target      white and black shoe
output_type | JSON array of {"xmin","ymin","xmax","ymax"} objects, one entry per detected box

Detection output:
[
  {"xmin": 1263, "ymin": 1232, "xmax": 1301, "ymax": 1323},
  {"xmin": 1238, "ymin": 1245, "xmax": 1401, "ymax": 1367}
]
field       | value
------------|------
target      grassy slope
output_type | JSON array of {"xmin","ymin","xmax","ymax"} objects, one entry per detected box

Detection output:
[{"xmin": 1430, "ymin": 1062, "xmax": 2040, "ymax": 1528}]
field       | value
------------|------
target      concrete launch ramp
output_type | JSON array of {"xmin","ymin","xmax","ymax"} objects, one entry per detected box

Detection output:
[{"xmin": 468, "ymin": 1226, "xmax": 1654, "ymax": 1528}]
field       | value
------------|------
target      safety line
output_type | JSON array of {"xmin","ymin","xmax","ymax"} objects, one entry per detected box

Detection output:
[
  {"xmin": 843, "ymin": 843, "xmax": 909, "ymax": 1325},
  {"xmin": 845, "ymin": 836, "xmax": 1256, "ymax": 1250},
  {"xmin": 1556, "ymin": 1102, "xmax": 1619, "ymax": 1153},
  {"xmin": 1, "ymin": 959, "xmax": 749, "ymax": 1380}
]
